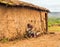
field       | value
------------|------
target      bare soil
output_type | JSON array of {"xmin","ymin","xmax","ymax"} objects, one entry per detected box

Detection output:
[{"xmin": 0, "ymin": 32, "xmax": 60, "ymax": 47}]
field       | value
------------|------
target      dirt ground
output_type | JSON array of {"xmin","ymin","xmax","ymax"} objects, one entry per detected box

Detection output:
[{"xmin": 0, "ymin": 32, "xmax": 60, "ymax": 47}]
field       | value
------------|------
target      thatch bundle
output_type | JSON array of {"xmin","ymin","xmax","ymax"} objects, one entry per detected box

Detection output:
[{"xmin": 0, "ymin": 0, "xmax": 49, "ymax": 12}]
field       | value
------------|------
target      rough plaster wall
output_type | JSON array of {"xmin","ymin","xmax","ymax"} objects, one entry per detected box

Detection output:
[
  {"xmin": 0, "ymin": 6, "xmax": 8, "ymax": 40},
  {"xmin": 0, "ymin": 6, "xmax": 42, "ymax": 40},
  {"xmin": 40, "ymin": 12, "xmax": 47, "ymax": 32}
]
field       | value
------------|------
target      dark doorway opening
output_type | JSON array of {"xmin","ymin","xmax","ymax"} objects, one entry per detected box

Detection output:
[{"xmin": 45, "ymin": 13, "xmax": 48, "ymax": 33}]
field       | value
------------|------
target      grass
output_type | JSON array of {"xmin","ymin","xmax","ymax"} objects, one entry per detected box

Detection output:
[
  {"xmin": 48, "ymin": 26, "xmax": 60, "ymax": 32},
  {"xmin": 48, "ymin": 18, "xmax": 60, "ymax": 27},
  {"xmin": 48, "ymin": 18, "xmax": 60, "ymax": 32},
  {"xmin": 0, "ymin": 38, "xmax": 9, "ymax": 43}
]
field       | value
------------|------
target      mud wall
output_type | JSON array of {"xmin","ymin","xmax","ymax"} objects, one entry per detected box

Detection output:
[
  {"xmin": 0, "ymin": 5, "xmax": 47, "ymax": 40},
  {"xmin": 40, "ymin": 12, "xmax": 48, "ymax": 33}
]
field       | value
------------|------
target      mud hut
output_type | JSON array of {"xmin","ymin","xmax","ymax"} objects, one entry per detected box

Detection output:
[{"xmin": 0, "ymin": 0, "xmax": 49, "ymax": 40}]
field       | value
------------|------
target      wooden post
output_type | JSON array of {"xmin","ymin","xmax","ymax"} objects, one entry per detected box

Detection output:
[{"xmin": 45, "ymin": 13, "xmax": 48, "ymax": 33}]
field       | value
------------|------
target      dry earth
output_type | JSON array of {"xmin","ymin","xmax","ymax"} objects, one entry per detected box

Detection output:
[{"xmin": 0, "ymin": 32, "xmax": 60, "ymax": 47}]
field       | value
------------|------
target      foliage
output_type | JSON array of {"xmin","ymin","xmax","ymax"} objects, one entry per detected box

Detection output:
[
  {"xmin": 0, "ymin": 38, "xmax": 9, "ymax": 43},
  {"xmin": 48, "ymin": 18, "xmax": 60, "ymax": 27},
  {"xmin": 48, "ymin": 18, "xmax": 60, "ymax": 32}
]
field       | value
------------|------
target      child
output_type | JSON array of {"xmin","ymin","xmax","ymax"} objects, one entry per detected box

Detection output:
[{"xmin": 26, "ymin": 24, "xmax": 34, "ymax": 38}]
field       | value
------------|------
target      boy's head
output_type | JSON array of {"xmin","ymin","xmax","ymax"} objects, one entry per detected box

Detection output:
[{"xmin": 27, "ymin": 24, "xmax": 33, "ymax": 29}]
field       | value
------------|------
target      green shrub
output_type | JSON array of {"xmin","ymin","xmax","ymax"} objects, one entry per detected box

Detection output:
[{"xmin": 0, "ymin": 38, "xmax": 9, "ymax": 43}]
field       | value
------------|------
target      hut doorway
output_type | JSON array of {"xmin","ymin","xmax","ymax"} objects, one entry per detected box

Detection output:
[{"xmin": 45, "ymin": 13, "xmax": 48, "ymax": 33}]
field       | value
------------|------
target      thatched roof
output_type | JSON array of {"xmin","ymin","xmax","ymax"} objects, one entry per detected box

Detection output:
[{"xmin": 0, "ymin": 0, "xmax": 50, "ymax": 12}]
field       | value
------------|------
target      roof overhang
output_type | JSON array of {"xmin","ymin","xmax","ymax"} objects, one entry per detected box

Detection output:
[{"xmin": 0, "ymin": 0, "xmax": 50, "ymax": 12}]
